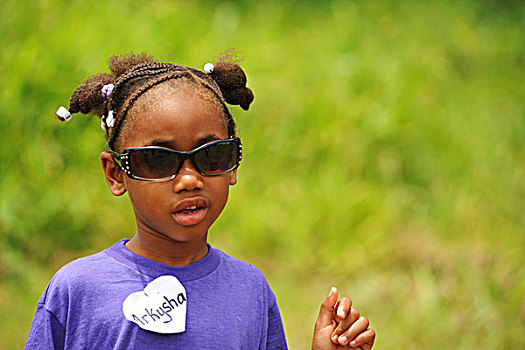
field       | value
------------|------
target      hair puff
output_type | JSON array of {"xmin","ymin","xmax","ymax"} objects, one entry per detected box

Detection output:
[
  {"xmin": 209, "ymin": 61, "xmax": 254, "ymax": 110},
  {"xmin": 108, "ymin": 52, "xmax": 156, "ymax": 78},
  {"xmin": 68, "ymin": 73, "xmax": 114, "ymax": 116},
  {"xmin": 59, "ymin": 51, "xmax": 253, "ymax": 150}
]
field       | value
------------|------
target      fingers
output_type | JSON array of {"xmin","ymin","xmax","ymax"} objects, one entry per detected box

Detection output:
[
  {"xmin": 336, "ymin": 316, "xmax": 374, "ymax": 347},
  {"xmin": 314, "ymin": 287, "xmax": 339, "ymax": 329},
  {"xmin": 334, "ymin": 297, "xmax": 352, "ymax": 320},
  {"xmin": 350, "ymin": 328, "xmax": 375, "ymax": 349},
  {"xmin": 317, "ymin": 288, "xmax": 376, "ymax": 348},
  {"xmin": 331, "ymin": 307, "xmax": 360, "ymax": 344}
]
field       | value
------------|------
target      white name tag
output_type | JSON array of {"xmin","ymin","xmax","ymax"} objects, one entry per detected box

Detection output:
[{"xmin": 122, "ymin": 275, "xmax": 187, "ymax": 334}]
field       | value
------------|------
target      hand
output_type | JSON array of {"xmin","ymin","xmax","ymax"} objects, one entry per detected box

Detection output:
[{"xmin": 312, "ymin": 287, "xmax": 375, "ymax": 350}]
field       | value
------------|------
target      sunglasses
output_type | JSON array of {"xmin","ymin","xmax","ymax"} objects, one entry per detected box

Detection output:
[{"xmin": 110, "ymin": 138, "xmax": 242, "ymax": 182}]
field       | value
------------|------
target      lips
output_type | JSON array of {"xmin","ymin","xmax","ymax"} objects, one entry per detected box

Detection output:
[{"xmin": 172, "ymin": 197, "xmax": 208, "ymax": 226}]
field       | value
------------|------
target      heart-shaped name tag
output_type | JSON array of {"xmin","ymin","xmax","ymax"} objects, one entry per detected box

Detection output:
[{"xmin": 122, "ymin": 275, "xmax": 187, "ymax": 334}]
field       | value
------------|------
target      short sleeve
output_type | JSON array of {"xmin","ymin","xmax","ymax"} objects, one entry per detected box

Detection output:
[
  {"xmin": 24, "ymin": 303, "xmax": 65, "ymax": 350},
  {"xmin": 265, "ymin": 298, "xmax": 288, "ymax": 349}
]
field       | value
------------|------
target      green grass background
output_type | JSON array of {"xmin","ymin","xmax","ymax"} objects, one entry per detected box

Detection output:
[{"xmin": 1, "ymin": 0, "xmax": 524, "ymax": 348}]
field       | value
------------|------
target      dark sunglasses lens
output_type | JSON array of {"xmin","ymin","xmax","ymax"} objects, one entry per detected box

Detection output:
[
  {"xmin": 194, "ymin": 141, "xmax": 238, "ymax": 175},
  {"xmin": 129, "ymin": 148, "xmax": 181, "ymax": 179}
]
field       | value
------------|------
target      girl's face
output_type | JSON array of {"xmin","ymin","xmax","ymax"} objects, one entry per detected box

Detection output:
[{"xmin": 114, "ymin": 84, "xmax": 237, "ymax": 245}]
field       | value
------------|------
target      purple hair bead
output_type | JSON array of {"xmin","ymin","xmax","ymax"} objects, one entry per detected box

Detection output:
[{"xmin": 101, "ymin": 84, "xmax": 115, "ymax": 99}]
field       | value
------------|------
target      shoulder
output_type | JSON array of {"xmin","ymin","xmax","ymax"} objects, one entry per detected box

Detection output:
[
  {"xmin": 49, "ymin": 239, "xmax": 131, "ymax": 285},
  {"xmin": 34, "ymin": 249, "xmax": 118, "ymax": 319},
  {"xmin": 51, "ymin": 250, "xmax": 114, "ymax": 284},
  {"xmin": 213, "ymin": 247, "xmax": 266, "ymax": 278},
  {"xmin": 41, "ymin": 243, "xmax": 128, "ymax": 303},
  {"xmin": 211, "ymin": 247, "xmax": 275, "ymax": 299}
]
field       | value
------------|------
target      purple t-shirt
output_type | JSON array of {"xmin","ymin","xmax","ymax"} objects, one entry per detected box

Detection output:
[{"xmin": 25, "ymin": 240, "xmax": 288, "ymax": 349}]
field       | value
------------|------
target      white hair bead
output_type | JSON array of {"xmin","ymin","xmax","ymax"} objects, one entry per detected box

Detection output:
[
  {"xmin": 100, "ymin": 118, "xmax": 106, "ymax": 131},
  {"xmin": 106, "ymin": 110, "xmax": 115, "ymax": 128},
  {"xmin": 204, "ymin": 63, "xmax": 215, "ymax": 74},
  {"xmin": 56, "ymin": 106, "xmax": 72, "ymax": 122}
]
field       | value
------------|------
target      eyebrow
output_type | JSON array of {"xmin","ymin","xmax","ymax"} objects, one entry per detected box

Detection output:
[
  {"xmin": 145, "ymin": 134, "xmax": 222, "ymax": 149},
  {"xmin": 195, "ymin": 134, "xmax": 222, "ymax": 146}
]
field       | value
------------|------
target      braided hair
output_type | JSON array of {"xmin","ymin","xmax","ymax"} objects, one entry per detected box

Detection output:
[{"xmin": 58, "ymin": 52, "xmax": 254, "ymax": 151}]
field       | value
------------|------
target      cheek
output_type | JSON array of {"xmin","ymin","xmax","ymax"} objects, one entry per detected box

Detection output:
[
  {"xmin": 126, "ymin": 182, "xmax": 163, "ymax": 211},
  {"xmin": 209, "ymin": 179, "xmax": 231, "ymax": 210}
]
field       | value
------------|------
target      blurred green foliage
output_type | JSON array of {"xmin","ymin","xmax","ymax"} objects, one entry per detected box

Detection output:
[{"xmin": 1, "ymin": 0, "xmax": 524, "ymax": 348}]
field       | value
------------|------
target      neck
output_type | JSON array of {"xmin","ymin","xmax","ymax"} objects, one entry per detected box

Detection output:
[{"xmin": 125, "ymin": 232, "xmax": 209, "ymax": 267}]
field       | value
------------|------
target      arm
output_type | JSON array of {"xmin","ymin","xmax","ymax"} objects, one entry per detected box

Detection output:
[{"xmin": 312, "ymin": 287, "xmax": 375, "ymax": 350}]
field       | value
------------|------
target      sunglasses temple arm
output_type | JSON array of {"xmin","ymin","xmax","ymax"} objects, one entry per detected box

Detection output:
[{"xmin": 109, "ymin": 150, "xmax": 124, "ymax": 170}]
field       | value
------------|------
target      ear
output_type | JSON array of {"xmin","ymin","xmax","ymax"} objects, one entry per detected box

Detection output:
[
  {"xmin": 101, "ymin": 152, "xmax": 127, "ymax": 196},
  {"xmin": 228, "ymin": 169, "xmax": 237, "ymax": 186}
]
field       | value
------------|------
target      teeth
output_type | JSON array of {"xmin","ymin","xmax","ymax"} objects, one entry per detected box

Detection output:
[{"xmin": 177, "ymin": 205, "xmax": 202, "ymax": 213}]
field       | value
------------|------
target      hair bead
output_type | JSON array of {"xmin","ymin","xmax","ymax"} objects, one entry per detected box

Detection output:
[
  {"xmin": 106, "ymin": 111, "xmax": 115, "ymax": 128},
  {"xmin": 60, "ymin": 52, "xmax": 251, "ymax": 150},
  {"xmin": 204, "ymin": 63, "xmax": 215, "ymax": 74},
  {"xmin": 56, "ymin": 106, "xmax": 72, "ymax": 122},
  {"xmin": 101, "ymin": 84, "xmax": 115, "ymax": 99}
]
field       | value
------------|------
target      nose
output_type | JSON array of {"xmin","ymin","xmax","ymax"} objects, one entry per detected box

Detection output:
[{"xmin": 172, "ymin": 159, "xmax": 204, "ymax": 193}]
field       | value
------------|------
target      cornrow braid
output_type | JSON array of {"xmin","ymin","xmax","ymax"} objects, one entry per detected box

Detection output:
[
  {"xmin": 191, "ymin": 72, "xmax": 237, "ymax": 138},
  {"xmin": 106, "ymin": 62, "xmax": 179, "ymax": 118},
  {"xmin": 58, "ymin": 52, "xmax": 254, "ymax": 151},
  {"xmin": 108, "ymin": 70, "xmax": 186, "ymax": 150},
  {"xmin": 106, "ymin": 63, "xmax": 233, "ymax": 150}
]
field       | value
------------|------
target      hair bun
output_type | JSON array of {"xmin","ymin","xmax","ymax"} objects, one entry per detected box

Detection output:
[
  {"xmin": 68, "ymin": 73, "xmax": 114, "ymax": 116},
  {"xmin": 210, "ymin": 61, "xmax": 254, "ymax": 110},
  {"xmin": 222, "ymin": 86, "xmax": 254, "ymax": 111}
]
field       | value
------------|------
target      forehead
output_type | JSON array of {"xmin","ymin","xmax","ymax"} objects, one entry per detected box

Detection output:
[{"xmin": 121, "ymin": 83, "xmax": 228, "ymax": 150}]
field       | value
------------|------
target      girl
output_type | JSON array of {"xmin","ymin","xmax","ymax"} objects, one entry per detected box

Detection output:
[{"xmin": 25, "ymin": 53, "xmax": 375, "ymax": 349}]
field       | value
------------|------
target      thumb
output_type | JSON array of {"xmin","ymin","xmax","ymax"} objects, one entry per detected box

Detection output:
[{"xmin": 315, "ymin": 287, "xmax": 338, "ymax": 329}]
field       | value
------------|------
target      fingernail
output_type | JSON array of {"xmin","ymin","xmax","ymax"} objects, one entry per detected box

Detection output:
[
  {"xmin": 328, "ymin": 286, "xmax": 336, "ymax": 297},
  {"xmin": 332, "ymin": 335, "xmax": 338, "ymax": 343},
  {"xmin": 350, "ymin": 340, "xmax": 357, "ymax": 347},
  {"xmin": 339, "ymin": 335, "xmax": 347, "ymax": 344},
  {"xmin": 337, "ymin": 306, "xmax": 345, "ymax": 318}
]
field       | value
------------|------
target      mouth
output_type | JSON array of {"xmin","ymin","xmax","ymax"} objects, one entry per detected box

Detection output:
[
  {"xmin": 177, "ymin": 205, "xmax": 204, "ymax": 214},
  {"xmin": 172, "ymin": 197, "xmax": 208, "ymax": 226}
]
